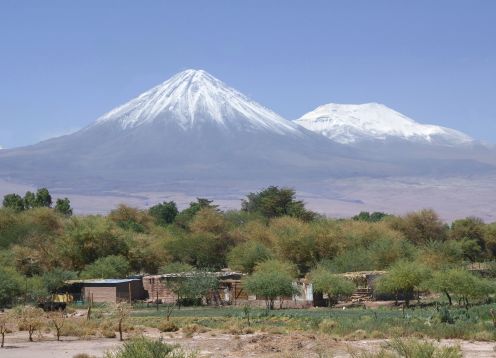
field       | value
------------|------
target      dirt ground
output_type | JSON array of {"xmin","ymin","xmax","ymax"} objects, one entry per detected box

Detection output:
[{"xmin": 1, "ymin": 329, "xmax": 495, "ymax": 358}]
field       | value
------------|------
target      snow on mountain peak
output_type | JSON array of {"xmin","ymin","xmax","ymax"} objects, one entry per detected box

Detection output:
[
  {"xmin": 295, "ymin": 102, "xmax": 473, "ymax": 145},
  {"xmin": 94, "ymin": 69, "xmax": 299, "ymax": 135}
]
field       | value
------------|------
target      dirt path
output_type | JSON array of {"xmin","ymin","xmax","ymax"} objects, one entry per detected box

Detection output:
[{"xmin": 1, "ymin": 331, "xmax": 495, "ymax": 357}]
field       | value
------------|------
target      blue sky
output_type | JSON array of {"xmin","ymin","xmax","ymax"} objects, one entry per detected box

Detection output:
[{"xmin": 0, "ymin": 0, "xmax": 495, "ymax": 148}]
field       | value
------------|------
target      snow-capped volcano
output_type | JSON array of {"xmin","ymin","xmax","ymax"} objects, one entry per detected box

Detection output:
[
  {"xmin": 0, "ymin": 69, "xmax": 493, "ymax": 200},
  {"xmin": 0, "ymin": 69, "xmax": 362, "ymax": 190},
  {"xmin": 93, "ymin": 69, "xmax": 300, "ymax": 135},
  {"xmin": 296, "ymin": 103, "xmax": 473, "ymax": 145}
]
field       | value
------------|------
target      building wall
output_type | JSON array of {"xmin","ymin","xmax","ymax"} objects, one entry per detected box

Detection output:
[
  {"xmin": 141, "ymin": 275, "xmax": 314, "ymax": 306},
  {"xmin": 142, "ymin": 276, "xmax": 177, "ymax": 303},
  {"xmin": 82, "ymin": 280, "xmax": 146, "ymax": 303},
  {"xmin": 83, "ymin": 286, "xmax": 117, "ymax": 303},
  {"xmin": 115, "ymin": 281, "xmax": 147, "ymax": 302}
]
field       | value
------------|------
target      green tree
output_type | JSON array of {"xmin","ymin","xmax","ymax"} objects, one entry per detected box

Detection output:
[
  {"xmin": 389, "ymin": 209, "xmax": 448, "ymax": 244},
  {"xmin": 159, "ymin": 262, "xmax": 194, "ymax": 274},
  {"xmin": 308, "ymin": 266, "xmax": 355, "ymax": 306},
  {"xmin": 429, "ymin": 268, "xmax": 494, "ymax": 308},
  {"xmin": 174, "ymin": 198, "xmax": 217, "ymax": 228},
  {"xmin": 54, "ymin": 198, "xmax": 72, "ymax": 216},
  {"xmin": 23, "ymin": 191, "xmax": 36, "ymax": 209},
  {"xmin": 353, "ymin": 211, "xmax": 389, "ymax": 222},
  {"xmin": 61, "ymin": 216, "xmax": 129, "ymax": 270},
  {"xmin": 269, "ymin": 216, "xmax": 316, "ymax": 274},
  {"xmin": 227, "ymin": 241, "xmax": 273, "ymax": 273},
  {"xmin": 2, "ymin": 194, "xmax": 25, "ymax": 212},
  {"xmin": 80, "ymin": 255, "xmax": 130, "ymax": 279},
  {"xmin": 189, "ymin": 207, "xmax": 228, "ymax": 235},
  {"xmin": 450, "ymin": 217, "xmax": 486, "ymax": 258},
  {"xmin": 242, "ymin": 186, "xmax": 315, "ymax": 221},
  {"xmin": 169, "ymin": 270, "xmax": 219, "ymax": 306},
  {"xmin": 376, "ymin": 260, "xmax": 431, "ymax": 306},
  {"xmin": 243, "ymin": 259, "xmax": 298, "ymax": 309},
  {"xmin": 25, "ymin": 275, "xmax": 49, "ymax": 303},
  {"xmin": 485, "ymin": 222, "xmax": 496, "ymax": 257},
  {"xmin": 34, "ymin": 188, "xmax": 52, "ymax": 208},
  {"xmin": 149, "ymin": 201, "xmax": 178, "ymax": 226},
  {"xmin": 108, "ymin": 204, "xmax": 150, "ymax": 233},
  {"xmin": 42, "ymin": 268, "xmax": 77, "ymax": 293},
  {"xmin": 0, "ymin": 267, "xmax": 22, "ymax": 307},
  {"xmin": 164, "ymin": 232, "xmax": 230, "ymax": 269}
]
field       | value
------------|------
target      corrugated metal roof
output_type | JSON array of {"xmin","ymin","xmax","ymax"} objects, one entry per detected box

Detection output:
[
  {"xmin": 65, "ymin": 279, "xmax": 140, "ymax": 284},
  {"xmin": 144, "ymin": 271, "xmax": 244, "ymax": 279}
]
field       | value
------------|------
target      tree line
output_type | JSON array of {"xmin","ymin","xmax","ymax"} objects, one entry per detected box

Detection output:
[{"xmin": 1, "ymin": 186, "xmax": 496, "ymax": 308}]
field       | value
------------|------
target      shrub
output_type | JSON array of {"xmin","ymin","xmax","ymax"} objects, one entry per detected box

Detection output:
[
  {"xmin": 309, "ymin": 267, "xmax": 356, "ymax": 306},
  {"xmin": 386, "ymin": 338, "xmax": 462, "ymax": 358},
  {"xmin": 243, "ymin": 259, "xmax": 299, "ymax": 310},
  {"xmin": 158, "ymin": 320, "xmax": 179, "ymax": 333},
  {"xmin": 80, "ymin": 255, "xmax": 130, "ymax": 279},
  {"xmin": 105, "ymin": 337, "xmax": 196, "ymax": 358},
  {"xmin": 227, "ymin": 241, "xmax": 272, "ymax": 273},
  {"xmin": 182, "ymin": 324, "xmax": 208, "ymax": 336},
  {"xmin": 318, "ymin": 319, "xmax": 337, "ymax": 334},
  {"xmin": 0, "ymin": 267, "xmax": 22, "ymax": 307}
]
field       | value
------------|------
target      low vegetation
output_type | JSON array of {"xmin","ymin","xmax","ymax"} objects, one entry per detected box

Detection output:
[{"xmin": 104, "ymin": 337, "xmax": 195, "ymax": 358}]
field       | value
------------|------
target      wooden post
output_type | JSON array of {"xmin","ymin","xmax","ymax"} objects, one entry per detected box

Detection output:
[
  {"xmin": 156, "ymin": 290, "xmax": 159, "ymax": 311},
  {"xmin": 128, "ymin": 282, "xmax": 132, "ymax": 304}
]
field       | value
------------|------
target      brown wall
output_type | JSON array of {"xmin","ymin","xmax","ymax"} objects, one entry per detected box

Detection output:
[
  {"xmin": 83, "ymin": 287, "xmax": 117, "ymax": 303},
  {"xmin": 82, "ymin": 281, "xmax": 147, "ymax": 303},
  {"xmin": 142, "ymin": 276, "xmax": 177, "ymax": 303},
  {"xmin": 116, "ymin": 280, "xmax": 147, "ymax": 302}
]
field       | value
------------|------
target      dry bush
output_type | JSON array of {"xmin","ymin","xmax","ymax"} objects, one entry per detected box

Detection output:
[
  {"xmin": 182, "ymin": 324, "xmax": 208, "ymax": 337},
  {"xmin": 112, "ymin": 302, "xmax": 132, "ymax": 341},
  {"xmin": 0, "ymin": 311, "xmax": 16, "ymax": 348},
  {"xmin": 16, "ymin": 306, "xmax": 45, "ymax": 342},
  {"xmin": 158, "ymin": 320, "xmax": 179, "ymax": 332},
  {"xmin": 318, "ymin": 319, "xmax": 337, "ymax": 334},
  {"xmin": 60, "ymin": 318, "xmax": 99, "ymax": 338},
  {"xmin": 345, "ymin": 329, "xmax": 368, "ymax": 341},
  {"xmin": 98, "ymin": 319, "xmax": 117, "ymax": 338},
  {"xmin": 48, "ymin": 311, "xmax": 66, "ymax": 341}
]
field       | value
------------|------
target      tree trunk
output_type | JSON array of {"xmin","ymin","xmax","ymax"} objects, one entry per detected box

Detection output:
[
  {"xmin": 56, "ymin": 328, "xmax": 60, "ymax": 341},
  {"xmin": 29, "ymin": 328, "xmax": 33, "ymax": 342},
  {"xmin": 119, "ymin": 320, "xmax": 123, "ymax": 341},
  {"xmin": 404, "ymin": 291, "xmax": 410, "ymax": 308},
  {"xmin": 1, "ymin": 332, "xmax": 5, "ymax": 348},
  {"xmin": 443, "ymin": 290, "xmax": 452, "ymax": 306}
]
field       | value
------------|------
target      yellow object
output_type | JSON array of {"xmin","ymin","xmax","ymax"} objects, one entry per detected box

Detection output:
[{"xmin": 51, "ymin": 293, "xmax": 73, "ymax": 303}]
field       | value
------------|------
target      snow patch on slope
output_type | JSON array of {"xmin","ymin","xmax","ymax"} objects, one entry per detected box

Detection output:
[
  {"xmin": 94, "ymin": 69, "xmax": 300, "ymax": 135},
  {"xmin": 296, "ymin": 103, "xmax": 473, "ymax": 145}
]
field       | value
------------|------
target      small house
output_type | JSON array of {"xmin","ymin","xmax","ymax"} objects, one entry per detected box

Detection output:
[{"xmin": 65, "ymin": 279, "xmax": 147, "ymax": 303}]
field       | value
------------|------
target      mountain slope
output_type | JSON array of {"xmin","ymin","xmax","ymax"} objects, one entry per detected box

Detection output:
[
  {"xmin": 93, "ymin": 69, "xmax": 302, "ymax": 135},
  {"xmin": 0, "ymin": 70, "xmax": 493, "ymax": 195},
  {"xmin": 0, "ymin": 70, "xmax": 374, "ymax": 191},
  {"xmin": 295, "ymin": 103, "xmax": 473, "ymax": 145}
]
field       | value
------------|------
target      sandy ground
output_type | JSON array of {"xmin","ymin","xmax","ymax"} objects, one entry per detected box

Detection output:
[{"xmin": 1, "ymin": 330, "xmax": 495, "ymax": 358}]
